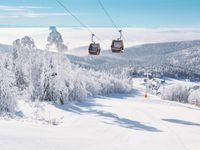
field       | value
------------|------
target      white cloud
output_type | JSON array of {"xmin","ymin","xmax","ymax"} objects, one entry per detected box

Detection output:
[
  {"xmin": 0, "ymin": 15, "xmax": 18, "ymax": 18},
  {"xmin": 22, "ymin": 12, "xmax": 71, "ymax": 18},
  {"xmin": 0, "ymin": 6, "xmax": 25, "ymax": 12},
  {"xmin": 0, "ymin": 5, "xmax": 49, "ymax": 12},
  {"xmin": 18, "ymin": 6, "xmax": 49, "ymax": 9},
  {"xmin": 0, "ymin": 5, "xmax": 72, "ymax": 18}
]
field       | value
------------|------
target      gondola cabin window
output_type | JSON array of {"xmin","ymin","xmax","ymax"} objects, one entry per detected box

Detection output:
[
  {"xmin": 114, "ymin": 41, "xmax": 122, "ymax": 48},
  {"xmin": 91, "ymin": 44, "xmax": 98, "ymax": 51}
]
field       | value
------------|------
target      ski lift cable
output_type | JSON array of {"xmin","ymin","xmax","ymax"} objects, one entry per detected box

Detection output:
[
  {"xmin": 97, "ymin": 0, "xmax": 127, "ymax": 42},
  {"xmin": 98, "ymin": 0, "xmax": 119, "ymax": 31},
  {"xmin": 55, "ymin": 0, "xmax": 106, "ymax": 46}
]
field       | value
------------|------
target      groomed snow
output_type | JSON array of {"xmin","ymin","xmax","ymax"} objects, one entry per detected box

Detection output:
[{"xmin": 0, "ymin": 79, "xmax": 199, "ymax": 150}]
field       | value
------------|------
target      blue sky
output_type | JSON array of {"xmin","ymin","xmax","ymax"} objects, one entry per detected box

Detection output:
[{"xmin": 0, "ymin": 0, "xmax": 200, "ymax": 27}]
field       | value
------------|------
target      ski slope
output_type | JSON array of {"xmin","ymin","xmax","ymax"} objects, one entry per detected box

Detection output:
[{"xmin": 0, "ymin": 80, "xmax": 199, "ymax": 150}]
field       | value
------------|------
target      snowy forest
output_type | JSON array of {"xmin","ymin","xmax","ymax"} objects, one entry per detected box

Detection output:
[{"xmin": 0, "ymin": 27, "xmax": 132, "ymax": 115}]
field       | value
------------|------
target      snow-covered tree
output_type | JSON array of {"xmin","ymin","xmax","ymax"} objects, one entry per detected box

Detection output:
[
  {"xmin": 30, "ymin": 50, "xmax": 44, "ymax": 101},
  {"xmin": 21, "ymin": 36, "xmax": 36, "ymax": 49},
  {"xmin": 42, "ymin": 27, "xmax": 70, "ymax": 104},
  {"xmin": 46, "ymin": 26, "xmax": 68, "ymax": 53},
  {"xmin": 12, "ymin": 36, "xmax": 44, "ymax": 101},
  {"xmin": 0, "ymin": 62, "xmax": 17, "ymax": 114},
  {"xmin": 12, "ymin": 38, "xmax": 28, "ymax": 90},
  {"xmin": 12, "ymin": 39, "xmax": 20, "ymax": 71},
  {"xmin": 161, "ymin": 84, "xmax": 189, "ymax": 103},
  {"xmin": 188, "ymin": 90, "xmax": 200, "ymax": 106},
  {"xmin": 42, "ymin": 55, "xmax": 59, "ymax": 103},
  {"xmin": 20, "ymin": 36, "xmax": 44, "ymax": 101}
]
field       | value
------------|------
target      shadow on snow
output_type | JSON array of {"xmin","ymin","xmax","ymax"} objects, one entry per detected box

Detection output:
[
  {"xmin": 92, "ymin": 89, "xmax": 143, "ymax": 101},
  {"xmin": 162, "ymin": 119, "xmax": 200, "ymax": 127},
  {"xmin": 56, "ymin": 99, "xmax": 161, "ymax": 132}
]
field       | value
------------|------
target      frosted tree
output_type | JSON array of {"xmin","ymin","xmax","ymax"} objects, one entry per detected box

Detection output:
[
  {"xmin": 161, "ymin": 84, "xmax": 189, "ymax": 102},
  {"xmin": 46, "ymin": 26, "xmax": 68, "ymax": 53},
  {"xmin": 12, "ymin": 36, "xmax": 36, "ymax": 90},
  {"xmin": 0, "ymin": 62, "xmax": 17, "ymax": 114},
  {"xmin": 41, "ymin": 26, "xmax": 70, "ymax": 104},
  {"xmin": 12, "ymin": 38, "xmax": 27, "ymax": 90},
  {"xmin": 30, "ymin": 49, "xmax": 44, "ymax": 101},
  {"xmin": 42, "ymin": 56, "xmax": 59, "ymax": 103},
  {"xmin": 21, "ymin": 36, "xmax": 36, "ymax": 49},
  {"xmin": 12, "ymin": 39, "xmax": 20, "ymax": 71},
  {"xmin": 20, "ymin": 36, "xmax": 44, "ymax": 101},
  {"xmin": 12, "ymin": 36, "xmax": 44, "ymax": 101},
  {"xmin": 188, "ymin": 90, "xmax": 200, "ymax": 106}
]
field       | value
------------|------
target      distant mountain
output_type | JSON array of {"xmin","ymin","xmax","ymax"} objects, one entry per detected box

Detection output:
[
  {"xmin": 67, "ymin": 40, "xmax": 200, "ymax": 80},
  {"xmin": 166, "ymin": 45, "xmax": 200, "ymax": 74}
]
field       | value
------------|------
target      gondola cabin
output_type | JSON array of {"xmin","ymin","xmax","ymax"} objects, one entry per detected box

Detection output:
[
  {"xmin": 88, "ymin": 34, "xmax": 101, "ymax": 55},
  {"xmin": 88, "ymin": 43, "xmax": 101, "ymax": 55},
  {"xmin": 111, "ymin": 39, "xmax": 124, "ymax": 53},
  {"xmin": 111, "ymin": 30, "xmax": 124, "ymax": 53}
]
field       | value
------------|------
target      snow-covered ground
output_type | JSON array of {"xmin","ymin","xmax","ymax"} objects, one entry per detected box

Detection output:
[
  {"xmin": 0, "ymin": 81, "xmax": 199, "ymax": 150},
  {"xmin": 0, "ymin": 78, "xmax": 199, "ymax": 150}
]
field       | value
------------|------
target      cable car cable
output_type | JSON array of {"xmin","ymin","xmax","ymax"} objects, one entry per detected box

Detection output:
[
  {"xmin": 98, "ymin": 0, "xmax": 119, "ymax": 31},
  {"xmin": 55, "ymin": 0, "xmax": 92, "ymax": 33},
  {"xmin": 97, "ymin": 0, "xmax": 127, "ymax": 42},
  {"xmin": 55, "ymin": 0, "xmax": 106, "ymax": 47}
]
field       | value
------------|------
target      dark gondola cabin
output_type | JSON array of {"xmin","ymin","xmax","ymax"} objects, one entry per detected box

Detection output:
[
  {"xmin": 88, "ymin": 34, "xmax": 101, "ymax": 55},
  {"xmin": 111, "ymin": 30, "xmax": 124, "ymax": 53},
  {"xmin": 111, "ymin": 40, "xmax": 124, "ymax": 53},
  {"xmin": 88, "ymin": 43, "xmax": 101, "ymax": 55}
]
